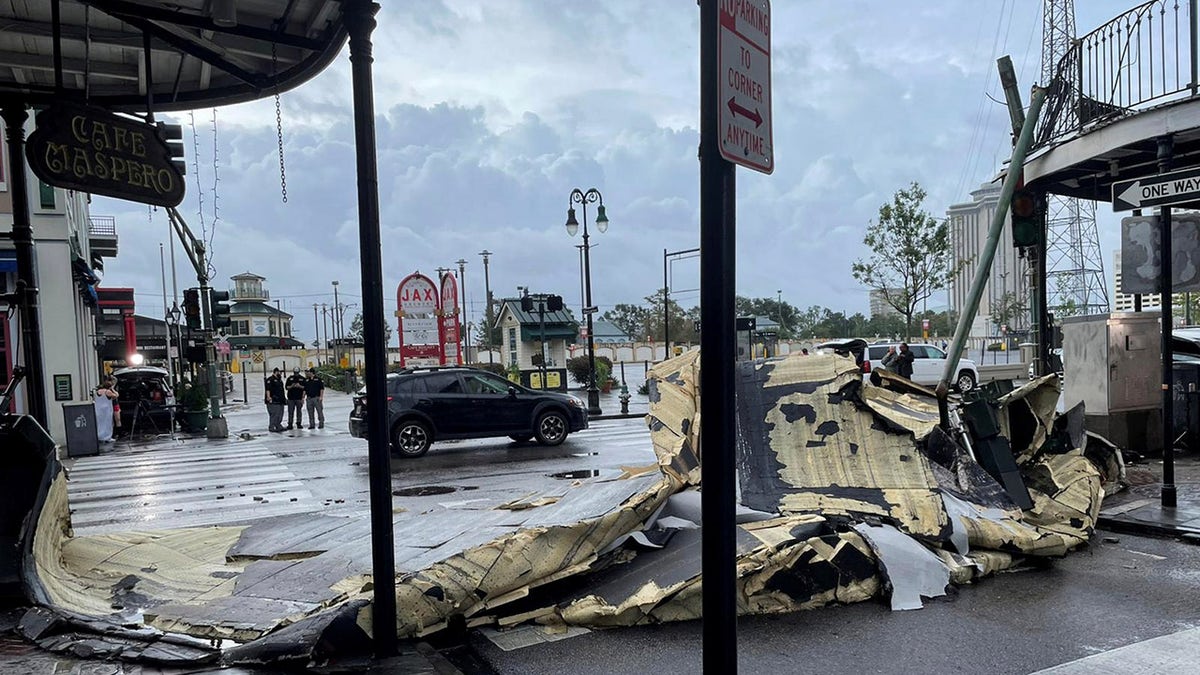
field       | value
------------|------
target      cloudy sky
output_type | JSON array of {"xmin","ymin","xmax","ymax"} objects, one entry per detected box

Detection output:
[{"xmin": 94, "ymin": 0, "xmax": 1134, "ymax": 342}]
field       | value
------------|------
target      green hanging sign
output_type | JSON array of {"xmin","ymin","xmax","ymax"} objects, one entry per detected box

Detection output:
[{"xmin": 26, "ymin": 102, "xmax": 185, "ymax": 207}]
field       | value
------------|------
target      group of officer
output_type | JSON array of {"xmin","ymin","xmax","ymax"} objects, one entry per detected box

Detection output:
[{"xmin": 264, "ymin": 367, "xmax": 326, "ymax": 432}]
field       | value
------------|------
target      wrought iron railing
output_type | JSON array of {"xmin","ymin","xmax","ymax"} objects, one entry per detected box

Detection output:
[
  {"xmin": 1035, "ymin": 0, "xmax": 1198, "ymax": 147},
  {"xmin": 88, "ymin": 215, "xmax": 116, "ymax": 237}
]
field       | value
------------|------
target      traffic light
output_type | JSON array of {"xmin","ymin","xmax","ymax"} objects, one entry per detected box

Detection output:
[
  {"xmin": 157, "ymin": 122, "xmax": 186, "ymax": 176},
  {"xmin": 546, "ymin": 294, "xmax": 563, "ymax": 312},
  {"xmin": 1011, "ymin": 188, "xmax": 1043, "ymax": 248},
  {"xmin": 521, "ymin": 295, "xmax": 534, "ymax": 312},
  {"xmin": 183, "ymin": 288, "xmax": 201, "ymax": 329},
  {"xmin": 209, "ymin": 289, "xmax": 232, "ymax": 331}
]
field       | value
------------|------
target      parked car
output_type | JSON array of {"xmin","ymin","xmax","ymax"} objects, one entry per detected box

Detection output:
[
  {"xmin": 860, "ymin": 342, "xmax": 979, "ymax": 391},
  {"xmin": 111, "ymin": 366, "xmax": 175, "ymax": 434},
  {"xmin": 348, "ymin": 366, "xmax": 589, "ymax": 458}
]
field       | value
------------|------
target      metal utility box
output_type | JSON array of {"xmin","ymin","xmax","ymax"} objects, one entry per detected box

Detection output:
[{"xmin": 1061, "ymin": 312, "xmax": 1162, "ymax": 452}]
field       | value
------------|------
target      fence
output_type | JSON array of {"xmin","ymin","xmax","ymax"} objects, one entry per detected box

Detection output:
[{"xmin": 1036, "ymin": 0, "xmax": 1199, "ymax": 148}]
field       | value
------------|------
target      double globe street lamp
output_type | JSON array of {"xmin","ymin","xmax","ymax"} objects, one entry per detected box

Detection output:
[{"xmin": 565, "ymin": 187, "xmax": 609, "ymax": 416}]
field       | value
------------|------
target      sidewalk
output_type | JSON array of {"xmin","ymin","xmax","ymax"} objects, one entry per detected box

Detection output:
[{"xmin": 1098, "ymin": 450, "xmax": 1200, "ymax": 540}]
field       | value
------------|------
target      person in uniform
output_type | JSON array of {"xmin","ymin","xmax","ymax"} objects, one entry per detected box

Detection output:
[
  {"xmin": 265, "ymin": 367, "xmax": 286, "ymax": 432},
  {"xmin": 304, "ymin": 368, "xmax": 325, "ymax": 429},
  {"xmin": 285, "ymin": 367, "xmax": 306, "ymax": 430}
]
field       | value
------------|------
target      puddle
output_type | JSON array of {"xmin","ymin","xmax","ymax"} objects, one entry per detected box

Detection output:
[
  {"xmin": 393, "ymin": 485, "xmax": 459, "ymax": 496},
  {"xmin": 571, "ymin": 452, "xmax": 599, "ymax": 458},
  {"xmin": 548, "ymin": 470, "xmax": 601, "ymax": 480}
]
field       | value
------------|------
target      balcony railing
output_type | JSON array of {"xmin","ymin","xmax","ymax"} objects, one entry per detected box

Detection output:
[
  {"xmin": 1035, "ymin": 0, "xmax": 1198, "ymax": 148},
  {"xmin": 231, "ymin": 287, "xmax": 269, "ymax": 300},
  {"xmin": 88, "ymin": 215, "xmax": 116, "ymax": 237}
]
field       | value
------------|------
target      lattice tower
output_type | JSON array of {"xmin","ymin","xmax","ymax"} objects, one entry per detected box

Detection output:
[{"xmin": 1041, "ymin": 0, "xmax": 1110, "ymax": 316}]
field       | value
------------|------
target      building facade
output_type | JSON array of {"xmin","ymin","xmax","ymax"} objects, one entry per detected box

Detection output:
[
  {"xmin": 1, "ymin": 117, "xmax": 115, "ymax": 445},
  {"xmin": 868, "ymin": 289, "xmax": 903, "ymax": 318},
  {"xmin": 226, "ymin": 272, "xmax": 302, "ymax": 350},
  {"xmin": 495, "ymin": 298, "xmax": 578, "ymax": 369},
  {"xmin": 947, "ymin": 180, "xmax": 1031, "ymax": 339}
]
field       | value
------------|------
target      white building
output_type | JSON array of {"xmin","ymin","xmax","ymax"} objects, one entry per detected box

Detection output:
[
  {"xmin": 1, "ymin": 117, "xmax": 112, "ymax": 445},
  {"xmin": 868, "ymin": 289, "xmax": 902, "ymax": 318},
  {"xmin": 946, "ymin": 180, "xmax": 1031, "ymax": 338},
  {"xmin": 495, "ymin": 298, "xmax": 578, "ymax": 369}
]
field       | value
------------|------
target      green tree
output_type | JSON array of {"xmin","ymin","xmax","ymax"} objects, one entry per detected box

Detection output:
[
  {"xmin": 851, "ymin": 182, "xmax": 959, "ymax": 340},
  {"xmin": 474, "ymin": 296, "xmax": 502, "ymax": 349},
  {"xmin": 735, "ymin": 295, "xmax": 799, "ymax": 338},
  {"xmin": 347, "ymin": 312, "xmax": 393, "ymax": 345},
  {"xmin": 989, "ymin": 292, "xmax": 1027, "ymax": 334},
  {"xmin": 603, "ymin": 302, "xmax": 654, "ymax": 341}
]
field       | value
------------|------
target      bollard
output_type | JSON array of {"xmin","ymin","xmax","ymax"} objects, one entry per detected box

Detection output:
[{"xmin": 242, "ymin": 369, "xmax": 248, "ymax": 404}]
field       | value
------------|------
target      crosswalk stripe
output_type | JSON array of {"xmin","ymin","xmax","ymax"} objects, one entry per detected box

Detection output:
[{"xmin": 66, "ymin": 442, "xmax": 316, "ymax": 535}]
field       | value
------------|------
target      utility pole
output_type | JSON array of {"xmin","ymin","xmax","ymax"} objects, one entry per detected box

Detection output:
[
  {"xmin": 479, "ymin": 250, "xmax": 493, "ymax": 363},
  {"xmin": 457, "ymin": 258, "xmax": 469, "ymax": 362},
  {"xmin": 332, "ymin": 281, "xmax": 341, "ymax": 366}
]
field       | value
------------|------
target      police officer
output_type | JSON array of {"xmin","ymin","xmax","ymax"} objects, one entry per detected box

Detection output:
[
  {"xmin": 285, "ymin": 367, "xmax": 306, "ymax": 430},
  {"xmin": 265, "ymin": 368, "xmax": 286, "ymax": 432},
  {"xmin": 304, "ymin": 368, "xmax": 325, "ymax": 429}
]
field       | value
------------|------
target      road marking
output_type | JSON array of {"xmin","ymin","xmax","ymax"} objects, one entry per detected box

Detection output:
[
  {"xmin": 1031, "ymin": 626, "xmax": 1200, "ymax": 674},
  {"xmin": 66, "ymin": 443, "xmax": 317, "ymax": 535}
]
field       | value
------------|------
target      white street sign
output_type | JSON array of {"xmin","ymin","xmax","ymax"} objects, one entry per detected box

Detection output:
[
  {"xmin": 718, "ymin": 0, "xmax": 773, "ymax": 174},
  {"xmin": 403, "ymin": 317, "xmax": 439, "ymax": 344}
]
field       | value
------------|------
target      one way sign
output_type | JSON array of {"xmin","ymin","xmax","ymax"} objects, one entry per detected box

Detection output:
[{"xmin": 1112, "ymin": 166, "xmax": 1200, "ymax": 211}]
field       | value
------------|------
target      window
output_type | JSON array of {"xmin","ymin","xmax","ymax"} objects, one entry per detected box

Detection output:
[
  {"xmin": 925, "ymin": 346, "xmax": 946, "ymax": 359},
  {"xmin": 464, "ymin": 373, "xmax": 509, "ymax": 395},
  {"xmin": 388, "ymin": 377, "xmax": 427, "ymax": 396},
  {"xmin": 423, "ymin": 373, "xmax": 462, "ymax": 394},
  {"xmin": 38, "ymin": 181, "xmax": 56, "ymax": 209},
  {"xmin": 909, "ymin": 346, "xmax": 930, "ymax": 359},
  {"xmin": 508, "ymin": 327, "xmax": 517, "ymax": 365}
]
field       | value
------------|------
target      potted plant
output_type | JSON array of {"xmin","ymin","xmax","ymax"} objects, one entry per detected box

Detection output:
[{"xmin": 176, "ymin": 379, "xmax": 209, "ymax": 432}]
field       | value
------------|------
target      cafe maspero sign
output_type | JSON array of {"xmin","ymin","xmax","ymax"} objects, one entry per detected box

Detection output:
[{"xmin": 26, "ymin": 103, "xmax": 185, "ymax": 207}]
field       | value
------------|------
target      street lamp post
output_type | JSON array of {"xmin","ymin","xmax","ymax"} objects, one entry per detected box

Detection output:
[
  {"xmin": 456, "ymin": 258, "xmax": 469, "ymax": 362},
  {"xmin": 332, "ymin": 281, "xmax": 341, "ymax": 365},
  {"xmin": 321, "ymin": 303, "xmax": 329, "ymax": 364},
  {"xmin": 479, "ymin": 250, "xmax": 493, "ymax": 363},
  {"xmin": 565, "ymin": 187, "xmax": 609, "ymax": 416}
]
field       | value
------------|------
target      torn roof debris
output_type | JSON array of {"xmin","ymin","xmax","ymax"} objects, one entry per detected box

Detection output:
[{"xmin": 14, "ymin": 350, "xmax": 1119, "ymax": 665}]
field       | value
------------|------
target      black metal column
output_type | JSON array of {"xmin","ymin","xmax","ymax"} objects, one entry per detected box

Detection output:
[
  {"xmin": 2, "ymin": 103, "xmax": 47, "ymax": 428},
  {"xmin": 1159, "ymin": 135, "xmax": 1177, "ymax": 508},
  {"xmin": 345, "ymin": 0, "xmax": 396, "ymax": 656},
  {"xmin": 582, "ymin": 219, "xmax": 601, "ymax": 415},
  {"xmin": 699, "ymin": 0, "xmax": 737, "ymax": 670}
]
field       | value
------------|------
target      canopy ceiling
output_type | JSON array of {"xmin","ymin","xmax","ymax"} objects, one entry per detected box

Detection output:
[{"xmin": 0, "ymin": 0, "xmax": 349, "ymax": 112}]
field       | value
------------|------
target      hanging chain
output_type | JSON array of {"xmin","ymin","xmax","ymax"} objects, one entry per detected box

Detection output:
[{"xmin": 272, "ymin": 42, "xmax": 288, "ymax": 203}]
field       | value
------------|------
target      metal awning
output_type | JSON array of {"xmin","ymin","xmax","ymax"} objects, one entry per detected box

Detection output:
[{"xmin": 0, "ymin": 0, "xmax": 348, "ymax": 112}]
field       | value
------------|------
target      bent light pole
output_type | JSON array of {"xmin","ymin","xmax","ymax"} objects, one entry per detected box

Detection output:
[{"xmin": 565, "ymin": 188, "xmax": 609, "ymax": 416}]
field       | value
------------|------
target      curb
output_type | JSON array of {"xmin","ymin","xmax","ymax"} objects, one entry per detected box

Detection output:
[{"xmin": 1097, "ymin": 516, "xmax": 1200, "ymax": 544}]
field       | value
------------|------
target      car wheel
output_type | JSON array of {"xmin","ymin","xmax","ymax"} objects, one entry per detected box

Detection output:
[
  {"xmin": 534, "ymin": 410, "xmax": 569, "ymax": 446},
  {"xmin": 392, "ymin": 420, "xmax": 431, "ymax": 458},
  {"xmin": 509, "ymin": 435, "xmax": 532, "ymax": 443},
  {"xmin": 955, "ymin": 371, "xmax": 976, "ymax": 392}
]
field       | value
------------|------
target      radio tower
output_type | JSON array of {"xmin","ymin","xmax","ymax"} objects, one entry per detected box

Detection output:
[{"xmin": 1042, "ymin": 0, "xmax": 1110, "ymax": 316}]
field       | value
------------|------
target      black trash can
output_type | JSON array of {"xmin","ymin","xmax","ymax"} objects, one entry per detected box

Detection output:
[
  {"xmin": 62, "ymin": 402, "xmax": 99, "ymax": 458},
  {"xmin": 1172, "ymin": 361, "xmax": 1200, "ymax": 450}
]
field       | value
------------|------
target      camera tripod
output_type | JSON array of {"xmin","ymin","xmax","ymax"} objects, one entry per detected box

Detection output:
[{"xmin": 124, "ymin": 397, "xmax": 170, "ymax": 442}]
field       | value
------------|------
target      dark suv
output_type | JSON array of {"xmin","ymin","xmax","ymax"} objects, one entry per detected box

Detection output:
[{"xmin": 349, "ymin": 367, "xmax": 589, "ymax": 457}]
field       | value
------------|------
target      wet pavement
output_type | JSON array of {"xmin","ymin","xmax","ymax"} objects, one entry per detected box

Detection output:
[{"xmin": 1098, "ymin": 449, "xmax": 1200, "ymax": 540}]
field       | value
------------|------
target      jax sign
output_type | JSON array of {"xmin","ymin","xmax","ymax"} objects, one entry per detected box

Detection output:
[
  {"xmin": 396, "ymin": 272, "xmax": 441, "ymax": 367},
  {"xmin": 718, "ymin": 0, "xmax": 773, "ymax": 174}
]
